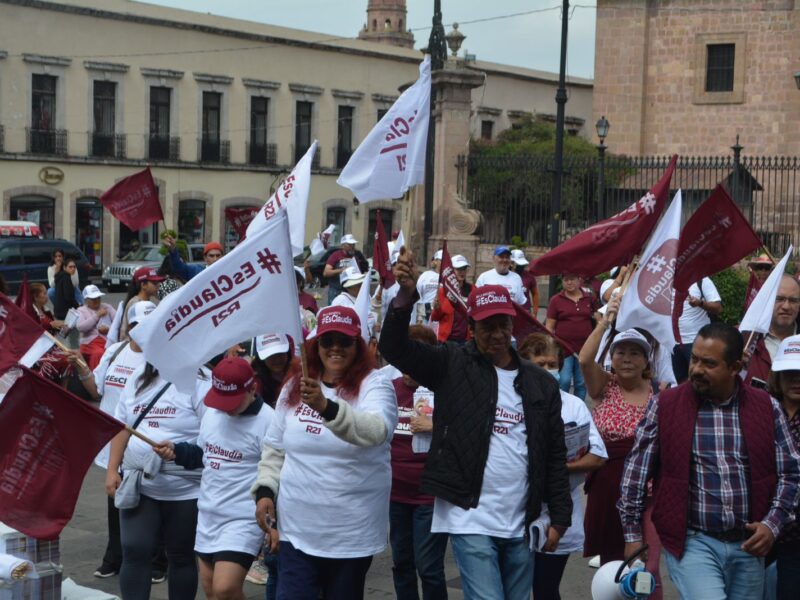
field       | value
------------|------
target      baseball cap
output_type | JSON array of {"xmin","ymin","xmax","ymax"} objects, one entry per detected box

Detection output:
[
  {"xmin": 494, "ymin": 245, "xmax": 511, "ymax": 256},
  {"xmin": 771, "ymin": 334, "xmax": 800, "ymax": 372},
  {"xmin": 133, "ymin": 266, "xmax": 165, "ymax": 283},
  {"xmin": 128, "ymin": 300, "xmax": 157, "ymax": 326},
  {"xmin": 510, "ymin": 249, "xmax": 529, "ymax": 266},
  {"xmin": 82, "ymin": 284, "xmax": 104, "ymax": 299},
  {"xmin": 256, "ymin": 333, "xmax": 291, "ymax": 360},
  {"xmin": 610, "ymin": 329, "xmax": 652, "ymax": 357},
  {"xmin": 203, "ymin": 242, "xmax": 223, "ymax": 256},
  {"xmin": 433, "ymin": 249, "xmax": 443, "ymax": 261},
  {"xmin": 341, "ymin": 266, "xmax": 367, "ymax": 288},
  {"xmin": 204, "ymin": 357, "xmax": 256, "ymax": 411},
  {"xmin": 467, "ymin": 285, "xmax": 515, "ymax": 321},
  {"xmin": 316, "ymin": 306, "xmax": 361, "ymax": 338},
  {"xmin": 452, "ymin": 255, "xmax": 470, "ymax": 269},
  {"xmin": 340, "ymin": 234, "xmax": 358, "ymax": 245}
]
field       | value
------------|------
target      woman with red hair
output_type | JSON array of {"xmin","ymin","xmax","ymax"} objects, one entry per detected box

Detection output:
[{"xmin": 252, "ymin": 306, "xmax": 398, "ymax": 600}]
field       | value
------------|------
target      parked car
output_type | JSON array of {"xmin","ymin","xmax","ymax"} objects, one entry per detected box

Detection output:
[
  {"xmin": 102, "ymin": 243, "xmax": 206, "ymax": 291},
  {"xmin": 0, "ymin": 238, "xmax": 91, "ymax": 295}
]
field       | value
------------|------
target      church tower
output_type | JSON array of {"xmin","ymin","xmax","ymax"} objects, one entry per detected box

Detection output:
[{"xmin": 358, "ymin": 0, "xmax": 415, "ymax": 49}]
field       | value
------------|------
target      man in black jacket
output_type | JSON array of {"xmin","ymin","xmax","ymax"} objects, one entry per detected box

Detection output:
[{"xmin": 379, "ymin": 250, "xmax": 571, "ymax": 600}]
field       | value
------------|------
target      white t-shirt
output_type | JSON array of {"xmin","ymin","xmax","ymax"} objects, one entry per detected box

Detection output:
[
  {"xmin": 265, "ymin": 370, "xmax": 397, "ymax": 558},
  {"xmin": 475, "ymin": 269, "xmax": 527, "ymax": 305},
  {"xmin": 93, "ymin": 341, "xmax": 146, "ymax": 469},
  {"xmin": 377, "ymin": 283, "xmax": 418, "ymax": 326},
  {"xmin": 432, "ymin": 367, "xmax": 529, "ymax": 538},
  {"xmin": 677, "ymin": 278, "xmax": 721, "ymax": 343},
  {"xmin": 195, "ymin": 401, "xmax": 274, "ymax": 556},
  {"xmin": 115, "ymin": 366, "xmax": 211, "ymax": 501},
  {"xmin": 416, "ymin": 270, "xmax": 440, "ymax": 305}
]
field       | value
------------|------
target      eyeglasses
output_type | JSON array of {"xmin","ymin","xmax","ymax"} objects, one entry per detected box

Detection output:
[
  {"xmin": 206, "ymin": 252, "xmax": 222, "ymax": 259},
  {"xmin": 318, "ymin": 333, "xmax": 356, "ymax": 349},
  {"xmin": 775, "ymin": 296, "xmax": 800, "ymax": 306}
]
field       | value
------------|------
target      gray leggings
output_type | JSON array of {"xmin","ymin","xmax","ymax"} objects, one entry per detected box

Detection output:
[{"xmin": 119, "ymin": 494, "xmax": 198, "ymax": 600}]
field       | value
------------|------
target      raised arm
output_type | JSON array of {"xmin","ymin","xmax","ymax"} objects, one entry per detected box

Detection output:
[{"xmin": 580, "ymin": 296, "xmax": 618, "ymax": 399}]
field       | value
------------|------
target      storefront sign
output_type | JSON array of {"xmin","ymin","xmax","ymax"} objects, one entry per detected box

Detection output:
[{"xmin": 38, "ymin": 167, "xmax": 64, "ymax": 186}]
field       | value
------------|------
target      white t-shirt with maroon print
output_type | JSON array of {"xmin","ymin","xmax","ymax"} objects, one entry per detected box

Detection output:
[
  {"xmin": 432, "ymin": 367, "xmax": 529, "ymax": 538},
  {"xmin": 264, "ymin": 369, "xmax": 397, "ymax": 558},
  {"xmin": 195, "ymin": 401, "xmax": 274, "ymax": 556}
]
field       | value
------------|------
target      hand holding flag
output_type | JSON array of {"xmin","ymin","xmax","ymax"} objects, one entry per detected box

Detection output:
[{"xmin": 372, "ymin": 210, "xmax": 395, "ymax": 288}]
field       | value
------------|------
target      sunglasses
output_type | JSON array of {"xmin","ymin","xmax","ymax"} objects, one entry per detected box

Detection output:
[{"xmin": 318, "ymin": 333, "xmax": 356, "ymax": 349}]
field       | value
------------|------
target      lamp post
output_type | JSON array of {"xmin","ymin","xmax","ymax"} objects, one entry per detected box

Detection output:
[{"xmin": 595, "ymin": 115, "xmax": 609, "ymax": 219}]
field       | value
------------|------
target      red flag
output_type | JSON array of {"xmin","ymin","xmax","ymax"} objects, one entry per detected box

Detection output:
[
  {"xmin": 744, "ymin": 270, "xmax": 762, "ymax": 312},
  {"xmin": 531, "ymin": 155, "xmax": 678, "ymax": 276},
  {"xmin": 671, "ymin": 185, "xmax": 763, "ymax": 341},
  {"xmin": 13, "ymin": 274, "xmax": 37, "ymax": 322},
  {"xmin": 511, "ymin": 302, "xmax": 578, "ymax": 356},
  {"xmin": 100, "ymin": 167, "xmax": 164, "ymax": 231},
  {"xmin": 438, "ymin": 241, "xmax": 467, "ymax": 316},
  {"xmin": 0, "ymin": 294, "xmax": 46, "ymax": 374},
  {"xmin": 225, "ymin": 207, "xmax": 259, "ymax": 243},
  {"xmin": 0, "ymin": 367, "xmax": 125, "ymax": 539},
  {"xmin": 372, "ymin": 210, "xmax": 395, "ymax": 288}
]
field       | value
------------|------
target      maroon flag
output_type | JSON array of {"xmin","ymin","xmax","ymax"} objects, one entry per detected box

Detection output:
[
  {"xmin": 671, "ymin": 185, "xmax": 763, "ymax": 341},
  {"xmin": 100, "ymin": 167, "xmax": 163, "ymax": 231},
  {"xmin": 531, "ymin": 155, "xmax": 678, "ymax": 276},
  {"xmin": 0, "ymin": 367, "xmax": 125, "ymax": 539},
  {"xmin": 225, "ymin": 207, "xmax": 260, "ymax": 243},
  {"xmin": 511, "ymin": 302, "xmax": 578, "ymax": 356},
  {"xmin": 13, "ymin": 274, "xmax": 37, "ymax": 322},
  {"xmin": 372, "ymin": 210, "xmax": 395, "ymax": 288},
  {"xmin": 438, "ymin": 242, "xmax": 467, "ymax": 315},
  {"xmin": 0, "ymin": 294, "xmax": 46, "ymax": 374},
  {"xmin": 744, "ymin": 270, "xmax": 762, "ymax": 312}
]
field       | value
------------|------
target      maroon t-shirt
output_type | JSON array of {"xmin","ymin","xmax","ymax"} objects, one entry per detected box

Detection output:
[
  {"xmin": 299, "ymin": 291, "xmax": 318, "ymax": 314},
  {"xmin": 519, "ymin": 270, "xmax": 537, "ymax": 311},
  {"xmin": 391, "ymin": 378, "xmax": 435, "ymax": 505},
  {"xmin": 546, "ymin": 291, "xmax": 598, "ymax": 353}
]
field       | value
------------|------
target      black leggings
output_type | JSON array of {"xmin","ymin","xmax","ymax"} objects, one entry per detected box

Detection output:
[
  {"xmin": 119, "ymin": 494, "xmax": 198, "ymax": 600},
  {"xmin": 533, "ymin": 552, "xmax": 570, "ymax": 600}
]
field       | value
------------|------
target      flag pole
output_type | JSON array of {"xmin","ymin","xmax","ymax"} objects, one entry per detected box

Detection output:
[
  {"xmin": 761, "ymin": 246, "xmax": 776, "ymax": 263},
  {"xmin": 45, "ymin": 331, "xmax": 90, "ymax": 370},
  {"xmin": 605, "ymin": 256, "xmax": 639, "ymax": 327},
  {"xmin": 124, "ymin": 425, "xmax": 159, "ymax": 447}
]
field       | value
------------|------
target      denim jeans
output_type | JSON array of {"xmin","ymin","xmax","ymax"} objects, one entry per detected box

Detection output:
[
  {"xmin": 663, "ymin": 529, "xmax": 765, "ymax": 600},
  {"xmin": 450, "ymin": 534, "xmax": 533, "ymax": 600},
  {"xmin": 389, "ymin": 502, "xmax": 448, "ymax": 600},
  {"xmin": 276, "ymin": 540, "xmax": 372, "ymax": 600},
  {"xmin": 263, "ymin": 551, "xmax": 278, "ymax": 600},
  {"xmin": 558, "ymin": 355, "xmax": 586, "ymax": 400},
  {"xmin": 775, "ymin": 541, "xmax": 800, "ymax": 600}
]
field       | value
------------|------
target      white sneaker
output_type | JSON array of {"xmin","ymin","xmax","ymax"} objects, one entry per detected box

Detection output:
[{"xmin": 588, "ymin": 555, "xmax": 601, "ymax": 568}]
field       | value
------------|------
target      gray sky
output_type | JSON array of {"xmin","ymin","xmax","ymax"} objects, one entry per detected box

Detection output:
[{"xmin": 140, "ymin": 0, "xmax": 596, "ymax": 80}]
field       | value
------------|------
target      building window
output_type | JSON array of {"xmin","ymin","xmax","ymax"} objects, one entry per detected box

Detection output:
[
  {"xmin": 325, "ymin": 207, "xmax": 346, "ymax": 247},
  {"xmin": 367, "ymin": 209, "xmax": 393, "ymax": 258},
  {"xmin": 295, "ymin": 101, "xmax": 313, "ymax": 163},
  {"xmin": 76, "ymin": 197, "xmax": 103, "ymax": 272},
  {"xmin": 481, "ymin": 120, "xmax": 494, "ymax": 140},
  {"xmin": 337, "ymin": 106, "xmax": 354, "ymax": 169},
  {"xmin": 201, "ymin": 91, "xmax": 222, "ymax": 161},
  {"xmin": 119, "ymin": 222, "xmax": 159, "ymax": 258},
  {"xmin": 249, "ymin": 96, "xmax": 269, "ymax": 164},
  {"xmin": 178, "ymin": 200, "xmax": 205, "ymax": 244},
  {"xmin": 10, "ymin": 196, "xmax": 55, "ymax": 239},
  {"xmin": 149, "ymin": 86, "xmax": 172, "ymax": 159},
  {"xmin": 377, "ymin": 108, "xmax": 388, "ymax": 122},
  {"xmin": 92, "ymin": 81, "xmax": 116, "ymax": 157},
  {"xmin": 706, "ymin": 44, "xmax": 735, "ymax": 92},
  {"xmin": 30, "ymin": 74, "xmax": 59, "ymax": 154},
  {"xmin": 224, "ymin": 205, "xmax": 258, "ymax": 252}
]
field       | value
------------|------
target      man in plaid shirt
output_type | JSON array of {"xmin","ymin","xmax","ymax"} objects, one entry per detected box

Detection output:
[{"xmin": 618, "ymin": 322, "xmax": 800, "ymax": 600}]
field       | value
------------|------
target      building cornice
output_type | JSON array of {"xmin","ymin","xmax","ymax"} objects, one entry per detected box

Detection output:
[
  {"xmin": 140, "ymin": 67, "xmax": 184, "ymax": 80},
  {"xmin": 477, "ymin": 106, "xmax": 502, "ymax": 116},
  {"xmin": 23, "ymin": 53, "xmax": 71, "ymax": 66},
  {"xmin": 193, "ymin": 72, "xmax": 234, "ymax": 85},
  {"xmin": 331, "ymin": 89, "xmax": 365, "ymax": 100},
  {"xmin": 371, "ymin": 93, "xmax": 399, "ymax": 104},
  {"xmin": 289, "ymin": 83, "xmax": 324, "ymax": 96},
  {"xmin": 242, "ymin": 78, "xmax": 281, "ymax": 90},
  {"xmin": 83, "ymin": 60, "xmax": 129, "ymax": 73}
]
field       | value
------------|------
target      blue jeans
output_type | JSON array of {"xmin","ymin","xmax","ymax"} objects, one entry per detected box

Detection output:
[
  {"xmin": 276, "ymin": 540, "xmax": 372, "ymax": 600},
  {"xmin": 263, "ymin": 551, "xmax": 278, "ymax": 600},
  {"xmin": 450, "ymin": 534, "xmax": 533, "ymax": 600},
  {"xmin": 47, "ymin": 286, "xmax": 83, "ymax": 307},
  {"xmin": 558, "ymin": 355, "xmax": 586, "ymax": 400},
  {"xmin": 663, "ymin": 529, "xmax": 765, "ymax": 600},
  {"xmin": 389, "ymin": 502, "xmax": 448, "ymax": 600}
]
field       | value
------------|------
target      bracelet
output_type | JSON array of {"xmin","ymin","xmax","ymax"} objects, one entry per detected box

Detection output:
[{"xmin": 79, "ymin": 371, "xmax": 93, "ymax": 381}]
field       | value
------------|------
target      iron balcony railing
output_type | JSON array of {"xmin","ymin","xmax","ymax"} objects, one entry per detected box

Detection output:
[
  {"xmin": 247, "ymin": 142, "xmax": 278, "ymax": 166},
  {"xmin": 147, "ymin": 134, "xmax": 181, "ymax": 161},
  {"xmin": 89, "ymin": 132, "xmax": 127, "ymax": 159},
  {"xmin": 27, "ymin": 128, "xmax": 68, "ymax": 155}
]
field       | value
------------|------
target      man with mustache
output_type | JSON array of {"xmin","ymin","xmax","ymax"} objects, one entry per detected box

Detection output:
[{"xmin": 618, "ymin": 322, "xmax": 800, "ymax": 599}]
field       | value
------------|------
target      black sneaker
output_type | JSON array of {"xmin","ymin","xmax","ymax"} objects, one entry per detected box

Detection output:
[
  {"xmin": 151, "ymin": 571, "xmax": 166, "ymax": 584},
  {"xmin": 93, "ymin": 564, "xmax": 118, "ymax": 578}
]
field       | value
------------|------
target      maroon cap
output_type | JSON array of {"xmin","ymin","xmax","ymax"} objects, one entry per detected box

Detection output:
[
  {"xmin": 133, "ymin": 266, "xmax": 166, "ymax": 283},
  {"xmin": 467, "ymin": 285, "xmax": 516, "ymax": 321},
  {"xmin": 316, "ymin": 306, "xmax": 361, "ymax": 338},
  {"xmin": 204, "ymin": 357, "xmax": 256, "ymax": 411}
]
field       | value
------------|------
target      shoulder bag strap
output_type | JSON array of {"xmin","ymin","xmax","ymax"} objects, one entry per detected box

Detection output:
[
  {"xmin": 107, "ymin": 340, "xmax": 130, "ymax": 367},
  {"xmin": 131, "ymin": 382, "xmax": 172, "ymax": 431}
]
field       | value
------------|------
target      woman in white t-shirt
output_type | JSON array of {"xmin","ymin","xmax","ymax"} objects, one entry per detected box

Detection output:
[
  {"xmin": 106, "ymin": 361, "xmax": 211, "ymax": 600},
  {"xmin": 518, "ymin": 333, "xmax": 608, "ymax": 600},
  {"xmin": 252, "ymin": 305, "xmax": 398, "ymax": 600}
]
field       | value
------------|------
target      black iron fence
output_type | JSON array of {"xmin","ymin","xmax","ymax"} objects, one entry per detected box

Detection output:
[
  {"xmin": 458, "ymin": 152, "xmax": 800, "ymax": 256},
  {"xmin": 26, "ymin": 128, "xmax": 68, "ymax": 155}
]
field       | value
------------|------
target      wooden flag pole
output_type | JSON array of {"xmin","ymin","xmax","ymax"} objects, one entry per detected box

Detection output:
[
  {"xmin": 604, "ymin": 256, "xmax": 639, "ymax": 327},
  {"xmin": 761, "ymin": 246, "xmax": 777, "ymax": 264},
  {"xmin": 124, "ymin": 425, "xmax": 159, "ymax": 448},
  {"xmin": 45, "ymin": 331, "xmax": 89, "ymax": 371},
  {"xmin": 300, "ymin": 342, "xmax": 310, "ymax": 380}
]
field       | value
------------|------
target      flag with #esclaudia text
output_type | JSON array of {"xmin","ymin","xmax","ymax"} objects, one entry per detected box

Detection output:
[
  {"xmin": 336, "ymin": 56, "xmax": 430, "ymax": 203},
  {"xmin": 100, "ymin": 167, "xmax": 164, "ymax": 231},
  {"xmin": 132, "ymin": 212, "xmax": 303, "ymax": 393}
]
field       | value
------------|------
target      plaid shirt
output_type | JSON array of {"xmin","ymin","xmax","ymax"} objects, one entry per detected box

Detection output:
[{"xmin": 618, "ymin": 389, "xmax": 800, "ymax": 542}]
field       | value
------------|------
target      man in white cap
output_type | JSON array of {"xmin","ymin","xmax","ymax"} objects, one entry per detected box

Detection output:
[
  {"xmin": 510, "ymin": 249, "xmax": 539, "ymax": 314},
  {"xmin": 416, "ymin": 249, "xmax": 443, "ymax": 320},
  {"xmin": 76, "ymin": 284, "xmax": 117, "ymax": 369},
  {"xmin": 323, "ymin": 234, "xmax": 368, "ymax": 304},
  {"xmin": 475, "ymin": 245, "xmax": 527, "ymax": 305}
]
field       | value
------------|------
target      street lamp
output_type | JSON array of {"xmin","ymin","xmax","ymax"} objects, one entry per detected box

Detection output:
[
  {"xmin": 445, "ymin": 23, "xmax": 465, "ymax": 58},
  {"xmin": 595, "ymin": 115, "xmax": 610, "ymax": 219}
]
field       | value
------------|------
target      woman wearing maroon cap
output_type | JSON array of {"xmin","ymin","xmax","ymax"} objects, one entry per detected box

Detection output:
[
  {"xmin": 120, "ymin": 267, "xmax": 164, "ymax": 341},
  {"xmin": 252, "ymin": 305, "xmax": 398, "ymax": 600}
]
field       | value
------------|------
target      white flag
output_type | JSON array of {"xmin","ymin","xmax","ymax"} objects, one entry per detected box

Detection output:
[
  {"xmin": 337, "ymin": 57, "xmax": 430, "ymax": 203},
  {"xmin": 105, "ymin": 300, "xmax": 125, "ymax": 345},
  {"xmin": 390, "ymin": 229, "xmax": 406, "ymax": 259},
  {"xmin": 132, "ymin": 212, "xmax": 303, "ymax": 393},
  {"xmin": 19, "ymin": 334, "xmax": 55, "ymax": 368},
  {"xmin": 309, "ymin": 224, "xmax": 337, "ymax": 256},
  {"xmin": 617, "ymin": 190, "xmax": 683, "ymax": 354},
  {"xmin": 354, "ymin": 269, "xmax": 373, "ymax": 342},
  {"xmin": 247, "ymin": 140, "xmax": 318, "ymax": 256},
  {"xmin": 740, "ymin": 245, "xmax": 794, "ymax": 334}
]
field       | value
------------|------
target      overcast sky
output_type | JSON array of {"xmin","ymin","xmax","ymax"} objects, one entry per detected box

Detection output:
[{"xmin": 141, "ymin": 0, "xmax": 597, "ymax": 80}]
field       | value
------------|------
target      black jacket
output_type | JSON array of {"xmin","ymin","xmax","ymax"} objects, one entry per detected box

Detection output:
[
  {"xmin": 379, "ymin": 295, "xmax": 572, "ymax": 532},
  {"xmin": 53, "ymin": 270, "xmax": 78, "ymax": 320}
]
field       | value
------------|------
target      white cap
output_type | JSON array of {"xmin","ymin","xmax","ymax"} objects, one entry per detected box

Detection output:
[
  {"xmin": 433, "ymin": 249, "xmax": 443, "ymax": 261},
  {"xmin": 341, "ymin": 266, "xmax": 367, "ymax": 288},
  {"xmin": 82, "ymin": 284, "xmax": 104, "ymax": 299},
  {"xmin": 510, "ymin": 249, "xmax": 529, "ymax": 266},
  {"xmin": 610, "ymin": 328, "xmax": 652, "ymax": 357},
  {"xmin": 128, "ymin": 300, "xmax": 157, "ymax": 326},
  {"xmin": 340, "ymin": 234, "xmax": 358, "ymax": 245},
  {"xmin": 600, "ymin": 279, "xmax": 616, "ymax": 303},
  {"xmin": 452, "ymin": 255, "xmax": 470, "ymax": 269},
  {"xmin": 256, "ymin": 333, "xmax": 291, "ymax": 360},
  {"xmin": 771, "ymin": 334, "xmax": 800, "ymax": 372}
]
